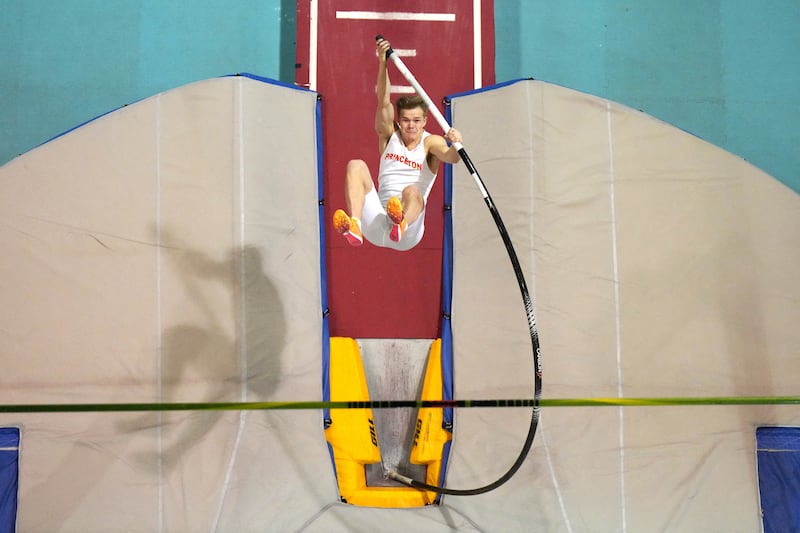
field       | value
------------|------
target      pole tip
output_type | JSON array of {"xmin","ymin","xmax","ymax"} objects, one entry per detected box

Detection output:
[{"xmin": 387, "ymin": 470, "xmax": 414, "ymax": 486}]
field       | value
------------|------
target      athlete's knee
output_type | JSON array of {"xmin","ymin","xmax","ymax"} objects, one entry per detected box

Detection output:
[
  {"xmin": 402, "ymin": 184, "xmax": 423, "ymax": 202},
  {"xmin": 402, "ymin": 186, "xmax": 424, "ymax": 215},
  {"xmin": 346, "ymin": 159, "xmax": 369, "ymax": 175},
  {"xmin": 346, "ymin": 160, "xmax": 371, "ymax": 181},
  {"xmin": 345, "ymin": 160, "xmax": 373, "ymax": 192}
]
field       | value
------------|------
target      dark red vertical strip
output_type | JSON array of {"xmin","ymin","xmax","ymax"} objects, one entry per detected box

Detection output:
[
  {"xmin": 294, "ymin": 1, "xmax": 311, "ymax": 88},
  {"xmin": 297, "ymin": 1, "xmax": 495, "ymax": 339},
  {"xmin": 482, "ymin": 0, "xmax": 496, "ymax": 86}
]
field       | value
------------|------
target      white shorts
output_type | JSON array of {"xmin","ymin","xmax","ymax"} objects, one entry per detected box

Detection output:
[{"xmin": 361, "ymin": 187, "xmax": 425, "ymax": 251}]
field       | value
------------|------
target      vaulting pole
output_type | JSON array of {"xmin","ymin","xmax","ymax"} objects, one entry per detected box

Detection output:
[{"xmin": 377, "ymin": 35, "xmax": 543, "ymax": 496}]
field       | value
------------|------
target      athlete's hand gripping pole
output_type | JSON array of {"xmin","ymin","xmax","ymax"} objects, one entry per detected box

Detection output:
[{"xmin": 375, "ymin": 35, "xmax": 543, "ymax": 498}]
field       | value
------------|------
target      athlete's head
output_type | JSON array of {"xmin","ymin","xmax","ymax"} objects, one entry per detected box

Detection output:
[
  {"xmin": 396, "ymin": 94, "xmax": 428, "ymax": 116},
  {"xmin": 396, "ymin": 95, "xmax": 428, "ymax": 144}
]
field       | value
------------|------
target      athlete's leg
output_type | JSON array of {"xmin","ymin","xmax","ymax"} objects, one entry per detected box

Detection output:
[
  {"xmin": 360, "ymin": 188, "xmax": 391, "ymax": 246},
  {"xmin": 333, "ymin": 159, "xmax": 375, "ymax": 246},
  {"xmin": 344, "ymin": 159, "xmax": 374, "ymax": 220},
  {"xmin": 400, "ymin": 184, "xmax": 424, "ymax": 226},
  {"xmin": 393, "ymin": 212, "xmax": 426, "ymax": 251},
  {"xmin": 387, "ymin": 185, "xmax": 424, "ymax": 243}
]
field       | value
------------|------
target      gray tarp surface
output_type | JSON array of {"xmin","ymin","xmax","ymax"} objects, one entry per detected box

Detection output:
[{"xmin": 0, "ymin": 76, "xmax": 798, "ymax": 532}]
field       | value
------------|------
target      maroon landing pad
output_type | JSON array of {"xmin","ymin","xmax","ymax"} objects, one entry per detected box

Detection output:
[{"xmin": 297, "ymin": 1, "xmax": 495, "ymax": 338}]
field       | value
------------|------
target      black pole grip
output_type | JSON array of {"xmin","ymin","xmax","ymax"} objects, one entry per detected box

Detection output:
[{"xmin": 375, "ymin": 34, "xmax": 394, "ymax": 60}]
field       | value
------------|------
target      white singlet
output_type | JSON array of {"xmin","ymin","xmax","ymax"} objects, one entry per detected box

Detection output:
[
  {"xmin": 377, "ymin": 130, "xmax": 437, "ymax": 205},
  {"xmin": 360, "ymin": 130, "xmax": 438, "ymax": 251}
]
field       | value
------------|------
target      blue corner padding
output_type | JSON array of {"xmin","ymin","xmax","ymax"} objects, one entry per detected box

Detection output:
[
  {"xmin": 758, "ymin": 426, "xmax": 800, "ymax": 451},
  {"xmin": 0, "ymin": 429, "xmax": 18, "ymax": 449},
  {"xmin": 440, "ymin": 101, "xmax": 456, "ymax": 429},
  {"xmin": 757, "ymin": 426, "xmax": 800, "ymax": 533},
  {"xmin": 315, "ymin": 86, "xmax": 331, "ymax": 426},
  {"xmin": 0, "ymin": 427, "xmax": 19, "ymax": 533}
]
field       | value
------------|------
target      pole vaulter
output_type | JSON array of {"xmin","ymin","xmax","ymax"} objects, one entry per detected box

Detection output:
[{"xmin": 376, "ymin": 35, "xmax": 544, "ymax": 496}]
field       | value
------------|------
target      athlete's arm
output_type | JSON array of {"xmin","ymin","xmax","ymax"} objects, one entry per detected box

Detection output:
[
  {"xmin": 374, "ymin": 38, "xmax": 395, "ymax": 152},
  {"xmin": 426, "ymin": 128, "xmax": 463, "ymax": 165}
]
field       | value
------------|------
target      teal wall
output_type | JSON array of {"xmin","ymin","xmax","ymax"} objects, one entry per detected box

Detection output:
[
  {"xmin": 1, "ymin": 1, "xmax": 797, "ymax": 192},
  {"xmin": 496, "ymin": 0, "xmax": 799, "ymax": 192},
  {"xmin": 0, "ymin": 0, "xmax": 293, "ymax": 163}
]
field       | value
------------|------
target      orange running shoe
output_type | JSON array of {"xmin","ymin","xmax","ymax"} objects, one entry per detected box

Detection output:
[
  {"xmin": 333, "ymin": 209, "xmax": 363, "ymax": 247},
  {"xmin": 386, "ymin": 197, "xmax": 406, "ymax": 242}
]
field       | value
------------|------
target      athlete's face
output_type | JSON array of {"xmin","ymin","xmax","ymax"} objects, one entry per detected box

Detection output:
[{"xmin": 397, "ymin": 107, "xmax": 427, "ymax": 145}]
